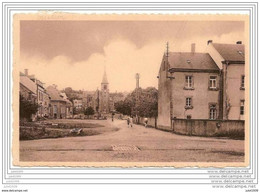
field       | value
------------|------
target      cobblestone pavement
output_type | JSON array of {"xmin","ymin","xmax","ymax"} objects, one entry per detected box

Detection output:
[{"xmin": 20, "ymin": 119, "xmax": 245, "ymax": 162}]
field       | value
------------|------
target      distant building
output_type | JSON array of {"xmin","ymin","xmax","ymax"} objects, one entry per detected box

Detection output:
[
  {"xmin": 20, "ymin": 72, "xmax": 37, "ymax": 103},
  {"xmin": 78, "ymin": 70, "xmax": 127, "ymax": 115},
  {"xmin": 20, "ymin": 69, "xmax": 50, "ymax": 118},
  {"xmin": 60, "ymin": 92, "xmax": 73, "ymax": 118},
  {"xmin": 30, "ymin": 77, "xmax": 50, "ymax": 118},
  {"xmin": 73, "ymin": 99, "xmax": 83, "ymax": 109},
  {"xmin": 99, "ymin": 69, "xmax": 110, "ymax": 114},
  {"xmin": 157, "ymin": 41, "xmax": 245, "ymax": 129},
  {"xmin": 46, "ymin": 85, "xmax": 68, "ymax": 119}
]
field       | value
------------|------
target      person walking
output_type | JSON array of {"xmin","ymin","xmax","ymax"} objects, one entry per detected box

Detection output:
[
  {"xmin": 130, "ymin": 116, "xmax": 133, "ymax": 128},
  {"xmin": 144, "ymin": 117, "xmax": 148, "ymax": 128},
  {"xmin": 127, "ymin": 117, "xmax": 130, "ymax": 128}
]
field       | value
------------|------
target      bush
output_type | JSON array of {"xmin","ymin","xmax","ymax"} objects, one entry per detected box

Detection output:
[{"xmin": 20, "ymin": 95, "xmax": 39, "ymax": 121}]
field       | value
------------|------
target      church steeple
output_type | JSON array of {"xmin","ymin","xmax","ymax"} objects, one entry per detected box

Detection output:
[
  {"xmin": 100, "ymin": 66, "xmax": 109, "ymax": 114},
  {"xmin": 102, "ymin": 69, "xmax": 109, "ymax": 84}
]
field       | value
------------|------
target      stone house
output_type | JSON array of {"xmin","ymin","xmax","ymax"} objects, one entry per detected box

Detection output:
[
  {"xmin": 207, "ymin": 40, "xmax": 245, "ymax": 120},
  {"xmin": 46, "ymin": 85, "xmax": 67, "ymax": 119},
  {"xmin": 157, "ymin": 41, "xmax": 245, "ymax": 129},
  {"xmin": 157, "ymin": 44, "xmax": 220, "ymax": 129},
  {"xmin": 20, "ymin": 69, "xmax": 50, "ymax": 118},
  {"xmin": 60, "ymin": 92, "xmax": 73, "ymax": 118},
  {"xmin": 20, "ymin": 72, "xmax": 37, "ymax": 103}
]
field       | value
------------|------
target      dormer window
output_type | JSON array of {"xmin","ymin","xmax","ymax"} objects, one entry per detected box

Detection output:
[{"xmin": 187, "ymin": 60, "xmax": 191, "ymax": 64}]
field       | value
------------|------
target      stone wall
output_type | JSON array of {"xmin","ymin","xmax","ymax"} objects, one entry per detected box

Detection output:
[{"xmin": 172, "ymin": 119, "xmax": 244, "ymax": 137}]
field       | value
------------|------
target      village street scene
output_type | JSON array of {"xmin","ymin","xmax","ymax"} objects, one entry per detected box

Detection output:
[{"xmin": 19, "ymin": 20, "xmax": 245, "ymax": 162}]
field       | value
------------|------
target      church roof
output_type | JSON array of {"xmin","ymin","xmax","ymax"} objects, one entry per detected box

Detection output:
[{"xmin": 102, "ymin": 70, "xmax": 109, "ymax": 84}]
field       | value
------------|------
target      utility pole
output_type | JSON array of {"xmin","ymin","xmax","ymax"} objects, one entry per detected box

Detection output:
[{"xmin": 165, "ymin": 42, "xmax": 174, "ymax": 131}]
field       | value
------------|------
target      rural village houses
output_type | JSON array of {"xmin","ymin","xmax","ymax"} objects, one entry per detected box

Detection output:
[
  {"xmin": 19, "ymin": 68, "xmax": 126, "ymax": 121},
  {"xmin": 157, "ymin": 40, "xmax": 245, "ymax": 130}
]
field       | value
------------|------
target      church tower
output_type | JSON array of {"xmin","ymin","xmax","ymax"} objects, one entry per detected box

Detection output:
[{"xmin": 99, "ymin": 68, "xmax": 110, "ymax": 114}]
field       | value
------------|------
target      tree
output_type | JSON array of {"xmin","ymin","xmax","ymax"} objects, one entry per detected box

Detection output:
[
  {"xmin": 84, "ymin": 106, "xmax": 95, "ymax": 118},
  {"xmin": 137, "ymin": 87, "xmax": 158, "ymax": 118},
  {"xmin": 114, "ymin": 100, "xmax": 132, "ymax": 116},
  {"xmin": 19, "ymin": 94, "xmax": 39, "ymax": 121},
  {"xmin": 64, "ymin": 87, "xmax": 80, "ymax": 103},
  {"xmin": 114, "ymin": 87, "xmax": 158, "ymax": 118}
]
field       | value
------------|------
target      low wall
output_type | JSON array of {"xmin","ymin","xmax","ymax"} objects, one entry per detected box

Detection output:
[
  {"xmin": 172, "ymin": 119, "xmax": 244, "ymax": 138},
  {"xmin": 133, "ymin": 117, "xmax": 157, "ymax": 128}
]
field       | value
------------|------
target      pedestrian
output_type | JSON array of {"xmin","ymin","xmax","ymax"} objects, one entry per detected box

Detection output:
[
  {"xmin": 112, "ymin": 112, "xmax": 115, "ymax": 122},
  {"xmin": 130, "ymin": 116, "xmax": 133, "ymax": 127},
  {"xmin": 144, "ymin": 117, "xmax": 148, "ymax": 128},
  {"xmin": 127, "ymin": 117, "xmax": 130, "ymax": 128}
]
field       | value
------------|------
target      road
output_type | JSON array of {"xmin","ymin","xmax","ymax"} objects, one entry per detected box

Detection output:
[{"xmin": 20, "ymin": 119, "xmax": 244, "ymax": 162}]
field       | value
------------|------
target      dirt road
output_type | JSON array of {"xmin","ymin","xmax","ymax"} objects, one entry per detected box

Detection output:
[{"xmin": 20, "ymin": 119, "xmax": 244, "ymax": 162}]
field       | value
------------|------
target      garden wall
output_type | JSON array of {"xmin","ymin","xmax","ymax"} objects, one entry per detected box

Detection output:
[{"xmin": 172, "ymin": 119, "xmax": 245, "ymax": 138}]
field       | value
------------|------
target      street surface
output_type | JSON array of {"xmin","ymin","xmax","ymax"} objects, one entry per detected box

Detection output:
[{"xmin": 20, "ymin": 119, "xmax": 244, "ymax": 162}]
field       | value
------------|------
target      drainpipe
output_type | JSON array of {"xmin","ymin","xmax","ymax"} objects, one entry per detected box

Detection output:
[{"xmin": 218, "ymin": 69, "xmax": 224, "ymax": 120}]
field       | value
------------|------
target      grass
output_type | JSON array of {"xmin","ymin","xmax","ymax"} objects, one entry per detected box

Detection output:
[
  {"xmin": 19, "ymin": 119, "xmax": 106, "ymax": 140},
  {"xmin": 20, "ymin": 120, "xmax": 103, "ymax": 129},
  {"xmin": 19, "ymin": 127, "xmax": 100, "ymax": 140}
]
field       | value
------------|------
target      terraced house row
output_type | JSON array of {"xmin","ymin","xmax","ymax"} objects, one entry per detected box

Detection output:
[
  {"xmin": 157, "ymin": 40, "xmax": 245, "ymax": 130},
  {"xmin": 20, "ymin": 70, "xmax": 73, "ymax": 121}
]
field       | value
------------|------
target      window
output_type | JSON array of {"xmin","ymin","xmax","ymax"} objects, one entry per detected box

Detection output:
[
  {"xmin": 53, "ymin": 105, "xmax": 57, "ymax": 114},
  {"xmin": 240, "ymin": 100, "xmax": 245, "ymax": 115},
  {"xmin": 185, "ymin": 76, "xmax": 193, "ymax": 88},
  {"xmin": 185, "ymin": 97, "xmax": 193, "ymax": 109},
  {"xmin": 209, "ymin": 104, "xmax": 217, "ymax": 120},
  {"xmin": 209, "ymin": 76, "xmax": 217, "ymax": 89},
  {"xmin": 186, "ymin": 98, "xmax": 191, "ymax": 107},
  {"xmin": 241, "ymin": 75, "xmax": 245, "ymax": 89}
]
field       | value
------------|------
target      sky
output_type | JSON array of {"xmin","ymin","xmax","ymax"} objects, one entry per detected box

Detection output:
[{"xmin": 20, "ymin": 20, "xmax": 245, "ymax": 92}]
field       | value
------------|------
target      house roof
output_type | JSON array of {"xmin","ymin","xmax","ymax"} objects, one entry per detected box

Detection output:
[
  {"xmin": 60, "ymin": 92, "xmax": 68, "ymax": 100},
  {"xmin": 167, "ymin": 52, "xmax": 219, "ymax": 71},
  {"xmin": 46, "ymin": 86, "xmax": 66, "ymax": 102},
  {"xmin": 20, "ymin": 75, "xmax": 37, "ymax": 94},
  {"xmin": 211, "ymin": 43, "xmax": 245, "ymax": 62}
]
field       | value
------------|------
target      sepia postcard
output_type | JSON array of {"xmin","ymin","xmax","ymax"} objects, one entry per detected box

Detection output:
[{"xmin": 13, "ymin": 13, "xmax": 249, "ymax": 167}]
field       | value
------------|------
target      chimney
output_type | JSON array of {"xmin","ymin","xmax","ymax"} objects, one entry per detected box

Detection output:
[
  {"xmin": 24, "ymin": 69, "xmax": 28, "ymax": 76},
  {"xmin": 236, "ymin": 41, "xmax": 242, "ymax": 44},
  {"xmin": 191, "ymin": 43, "xmax": 196, "ymax": 53},
  {"xmin": 207, "ymin": 40, "xmax": 213, "ymax": 45}
]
